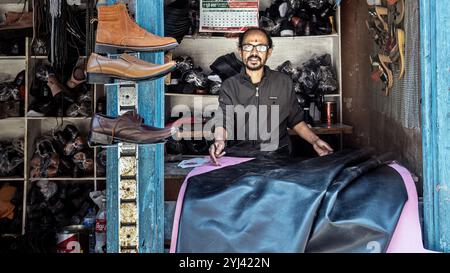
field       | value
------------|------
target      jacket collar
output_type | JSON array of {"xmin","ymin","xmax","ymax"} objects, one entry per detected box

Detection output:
[{"xmin": 239, "ymin": 65, "xmax": 271, "ymax": 85}]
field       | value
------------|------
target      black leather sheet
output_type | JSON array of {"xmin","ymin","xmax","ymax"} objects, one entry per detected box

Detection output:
[{"xmin": 175, "ymin": 149, "xmax": 408, "ymax": 253}]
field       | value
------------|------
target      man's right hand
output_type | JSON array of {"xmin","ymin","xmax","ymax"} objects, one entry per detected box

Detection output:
[{"xmin": 209, "ymin": 140, "xmax": 226, "ymax": 166}]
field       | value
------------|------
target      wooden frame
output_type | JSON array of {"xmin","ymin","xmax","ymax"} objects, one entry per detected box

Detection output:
[{"xmin": 420, "ymin": 0, "xmax": 450, "ymax": 252}]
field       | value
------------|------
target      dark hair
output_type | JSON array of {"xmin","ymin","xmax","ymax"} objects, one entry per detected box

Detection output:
[{"xmin": 238, "ymin": 28, "xmax": 273, "ymax": 49}]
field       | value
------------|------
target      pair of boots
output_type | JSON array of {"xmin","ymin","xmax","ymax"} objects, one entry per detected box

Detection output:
[{"xmin": 86, "ymin": 3, "xmax": 179, "ymax": 84}]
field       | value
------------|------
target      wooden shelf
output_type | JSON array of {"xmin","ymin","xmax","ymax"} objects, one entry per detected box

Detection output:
[
  {"xmin": 183, "ymin": 33, "xmax": 339, "ymax": 40},
  {"xmin": 290, "ymin": 123, "xmax": 354, "ymax": 135},
  {"xmin": 30, "ymin": 56, "xmax": 48, "ymax": 59},
  {"xmin": 29, "ymin": 177, "xmax": 99, "ymax": 182},
  {"xmin": 0, "ymin": 117, "xmax": 25, "ymax": 121},
  {"xmin": 26, "ymin": 116, "xmax": 92, "ymax": 120},
  {"xmin": 0, "ymin": 177, "xmax": 25, "ymax": 182},
  {"xmin": 0, "ymin": 56, "xmax": 26, "ymax": 60}
]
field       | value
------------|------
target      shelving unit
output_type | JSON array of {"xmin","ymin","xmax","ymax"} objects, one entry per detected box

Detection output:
[
  {"xmin": 168, "ymin": 3, "xmax": 352, "ymax": 141},
  {"xmin": 0, "ymin": 0, "xmax": 103, "ymax": 237}
]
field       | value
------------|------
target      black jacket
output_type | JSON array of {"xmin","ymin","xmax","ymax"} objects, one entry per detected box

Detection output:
[{"xmin": 216, "ymin": 66, "xmax": 304, "ymax": 151}]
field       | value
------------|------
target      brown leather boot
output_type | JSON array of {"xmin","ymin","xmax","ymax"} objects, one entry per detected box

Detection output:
[
  {"xmin": 95, "ymin": 3, "xmax": 178, "ymax": 53},
  {"xmin": 86, "ymin": 53, "xmax": 177, "ymax": 84}
]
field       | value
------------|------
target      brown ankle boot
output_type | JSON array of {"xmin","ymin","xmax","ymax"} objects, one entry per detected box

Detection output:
[{"xmin": 95, "ymin": 3, "xmax": 178, "ymax": 53}]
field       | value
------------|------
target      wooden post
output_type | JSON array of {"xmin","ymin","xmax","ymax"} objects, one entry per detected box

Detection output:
[
  {"xmin": 420, "ymin": 0, "xmax": 450, "ymax": 252},
  {"xmin": 105, "ymin": 0, "xmax": 165, "ymax": 253},
  {"xmin": 135, "ymin": 0, "xmax": 165, "ymax": 253}
]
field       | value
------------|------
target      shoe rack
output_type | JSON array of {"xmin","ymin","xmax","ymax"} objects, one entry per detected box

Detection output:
[
  {"xmin": 167, "ymin": 0, "xmax": 353, "ymax": 147},
  {"xmin": 0, "ymin": 0, "xmax": 105, "ymax": 237}
]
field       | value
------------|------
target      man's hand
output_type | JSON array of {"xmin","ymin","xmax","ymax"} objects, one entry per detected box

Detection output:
[
  {"xmin": 209, "ymin": 140, "xmax": 226, "ymax": 166},
  {"xmin": 313, "ymin": 138, "xmax": 334, "ymax": 157}
]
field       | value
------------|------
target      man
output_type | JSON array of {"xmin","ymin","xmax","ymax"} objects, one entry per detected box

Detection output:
[{"xmin": 209, "ymin": 28, "xmax": 333, "ymax": 166}]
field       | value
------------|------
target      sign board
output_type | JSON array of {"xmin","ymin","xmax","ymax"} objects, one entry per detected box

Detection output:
[{"xmin": 200, "ymin": 0, "xmax": 259, "ymax": 33}]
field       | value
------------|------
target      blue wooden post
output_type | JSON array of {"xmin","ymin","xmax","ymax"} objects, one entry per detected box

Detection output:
[
  {"xmin": 105, "ymin": 0, "xmax": 165, "ymax": 253},
  {"xmin": 135, "ymin": 0, "xmax": 165, "ymax": 253},
  {"xmin": 420, "ymin": 0, "xmax": 450, "ymax": 252},
  {"xmin": 105, "ymin": 0, "xmax": 120, "ymax": 254}
]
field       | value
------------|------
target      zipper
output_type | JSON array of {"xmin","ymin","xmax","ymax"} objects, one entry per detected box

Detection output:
[{"xmin": 255, "ymin": 87, "xmax": 260, "ymax": 145}]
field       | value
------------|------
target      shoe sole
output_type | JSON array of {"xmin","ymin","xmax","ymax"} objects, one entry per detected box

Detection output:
[
  {"xmin": 86, "ymin": 65, "xmax": 177, "ymax": 84},
  {"xmin": 88, "ymin": 131, "xmax": 172, "ymax": 148},
  {"xmin": 95, "ymin": 42, "xmax": 179, "ymax": 54}
]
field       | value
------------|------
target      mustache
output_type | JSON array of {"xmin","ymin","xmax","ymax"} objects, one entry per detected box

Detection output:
[{"xmin": 247, "ymin": 55, "xmax": 261, "ymax": 61}]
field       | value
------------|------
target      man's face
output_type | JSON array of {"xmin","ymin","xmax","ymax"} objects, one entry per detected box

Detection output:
[{"xmin": 239, "ymin": 31, "xmax": 273, "ymax": 71}]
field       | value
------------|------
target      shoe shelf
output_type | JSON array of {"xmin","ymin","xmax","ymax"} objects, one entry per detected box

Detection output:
[
  {"xmin": 0, "ymin": 56, "xmax": 26, "ymax": 60},
  {"xmin": 183, "ymin": 33, "xmax": 339, "ymax": 41},
  {"xmin": 26, "ymin": 116, "xmax": 92, "ymax": 120},
  {"xmin": 0, "ymin": 0, "xmax": 106, "ymax": 238},
  {"xmin": 0, "ymin": 177, "xmax": 25, "ymax": 181},
  {"xmin": 30, "ymin": 56, "xmax": 48, "ymax": 59},
  {"xmin": 28, "ymin": 177, "xmax": 99, "ymax": 182}
]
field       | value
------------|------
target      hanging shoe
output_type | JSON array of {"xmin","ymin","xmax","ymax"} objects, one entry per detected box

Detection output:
[
  {"xmin": 387, "ymin": 0, "xmax": 405, "ymax": 25},
  {"xmin": 368, "ymin": 6, "xmax": 389, "ymax": 32},
  {"xmin": 397, "ymin": 28, "xmax": 405, "ymax": 79},
  {"xmin": 95, "ymin": 3, "xmax": 179, "ymax": 53},
  {"xmin": 86, "ymin": 53, "xmax": 177, "ymax": 84},
  {"xmin": 370, "ymin": 54, "xmax": 393, "ymax": 95},
  {"xmin": 88, "ymin": 111, "xmax": 176, "ymax": 146}
]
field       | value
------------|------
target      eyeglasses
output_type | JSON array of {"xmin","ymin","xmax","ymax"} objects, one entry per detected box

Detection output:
[{"xmin": 241, "ymin": 44, "xmax": 270, "ymax": 52}]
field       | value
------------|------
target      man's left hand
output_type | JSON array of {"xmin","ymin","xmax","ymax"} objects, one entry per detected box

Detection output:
[{"xmin": 313, "ymin": 139, "xmax": 334, "ymax": 157}]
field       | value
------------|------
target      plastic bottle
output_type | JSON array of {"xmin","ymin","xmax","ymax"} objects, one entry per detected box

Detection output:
[
  {"xmin": 95, "ymin": 198, "xmax": 107, "ymax": 253},
  {"xmin": 83, "ymin": 208, "xmax": 96, "ymax": 253}
]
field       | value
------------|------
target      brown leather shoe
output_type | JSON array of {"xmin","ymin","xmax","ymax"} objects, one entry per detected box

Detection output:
[
  {"xmin": 88, "ymin": 111, "xmax": 177, "ymax": 146},
  {"xmin": 95, "ymin": 3, "xmax": 179, "ymax": 53},
  {"xmin": 86, "ymin": 53, "xmax": 177, "ymax": 84}
]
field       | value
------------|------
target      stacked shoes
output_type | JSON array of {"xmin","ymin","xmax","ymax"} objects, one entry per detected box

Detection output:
[
  {"xmin": 260, "ymin": 0, "xmax": 336, "ymax": 37},
  {"xmin": 30, "ymin": 124, "xmax": 94, "ymax": 178},
  {"xmin": 27, "ymin": 181, "xmax": 96, "ymax": 235},
  {"xmin": 86, "ymin": 3, "xmax": 182, "ymax": 146},
  {"xmin": 28, "ymin": 63, "xmax": 92, "ymax": 118},
  {"xmin": 0, "ymin": 70, "xmax": 25, "ymax": 119},
  {"xmin": 167, "ymin": 56, "xmax": 226, "ymax": 95},
  {"xmin": 86, "ymin": 3, "xmax": 179, "ymax": 84},
  {"xmin": 0, "ymin": 140, "xmax": 24, "ymax": 178},
  {"xmin": 277, "ymin": 54, "xmax": 338, "ymax": 96},
  {"xmin": 277, "ymin": 54, "xmax": 338, "ymax": 125}
]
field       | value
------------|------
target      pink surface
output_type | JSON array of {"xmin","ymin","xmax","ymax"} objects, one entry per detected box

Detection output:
[
  {"xmin": 169, "ymin": 157, "xmax": 255, "ymax": 253},
  {"xmin": 387, "ymin": 163, "xmax": 435, "ymax": 253},
  {"xmin": 169, "ymin": 159, "xmax": 435, "ymax": 253}
]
